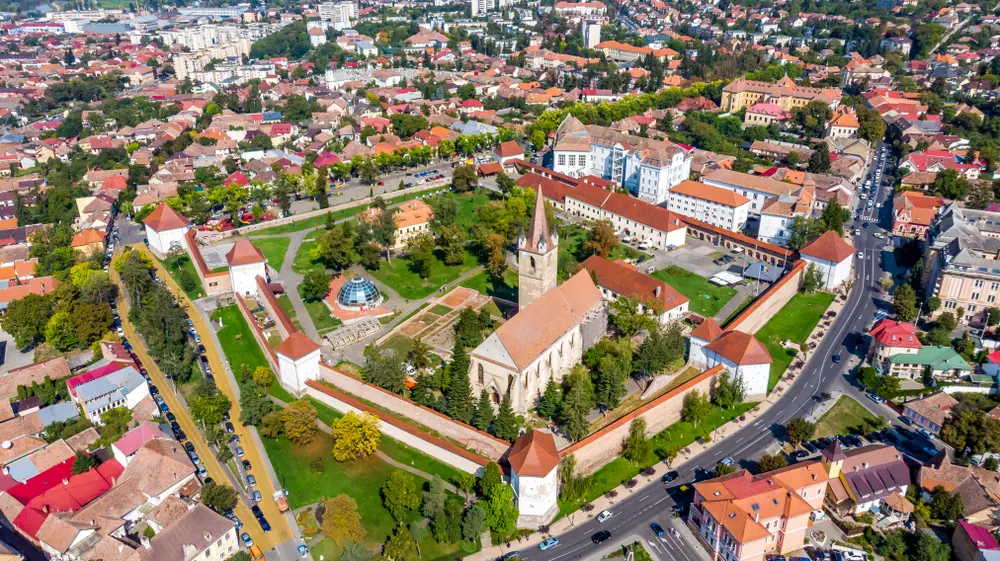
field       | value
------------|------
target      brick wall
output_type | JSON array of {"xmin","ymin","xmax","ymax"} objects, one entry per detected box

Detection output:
[
  {"xmin": 317, "ymin": 363, "xmax": 511, "ymax": 459},
  {"xmin": 561, "ymin": 365, "xmax": 721, "ymax": 476},
  {"xmin": 305, "ymin": 381, "xmax": 489, "ymax": 475},
  {"xmin": 725, "ymin": 259, "xmax": 807, "ymax": 334},
  {"xmin": 235, "ymin": 294, "xmax": 279, "ymax": 374}
]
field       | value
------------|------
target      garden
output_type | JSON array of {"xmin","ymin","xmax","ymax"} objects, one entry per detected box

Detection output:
[
  {"xmin": 652, "ymin": 266, "xmax": 736, "ymax": 317},
  {"xmin": 250, "ymin": 237, "xmax": 291, "ymax": 272},
  {"xmin": 161, "ymin": 253, "xmax": 205, "ymax": 300},
  {"xmin": 814, "ymin": 396, "xmax": 882, "ymax": 438},
  {"xmin": 755, "ymin": 291, "xmax": 836, "ymax": 391}
]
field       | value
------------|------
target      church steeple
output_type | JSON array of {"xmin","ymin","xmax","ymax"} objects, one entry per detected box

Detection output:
[{"xmin": 517, "ymin": 186, "xmax": 558, "ymax": 311}]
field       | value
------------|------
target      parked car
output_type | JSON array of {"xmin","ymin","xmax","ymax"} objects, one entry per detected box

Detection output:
[
  {"xmin": 225, "ymin": 422, "xmax": 235, "ymax": 434},
  {"xmin": 235, "ymin": 446, "xmax": 244, "ymax": 457},
  {"xmin": 538, "ymin": 538, "xmax": 559, "ymax": 551},
  {"xmin": 498, "ymin": 552, "xmax": 520, "ymax": 561},
  {"xmin": 258, "ymin": 514, "xmax": 269, "ymax": 531},
  {"xmin": 793, "ymin": 450, "xmax": 810, "ymax": 459},
  {"xmin": 241, "ymin": 533, "xmax": 253, "ymax": 547},
  {"xmin": 251, "ymin": 505, "xmax": 264, "ymax": 518},
  {"xmin": 297, "ymin": 545, "xmax": 309, "ymax": 557},
  {"xmin": 247, "ymin": 475, "xmax": 256, "ymax": 487},
  {"xmin": 243, "ymin": 460, "xmax": 252, "ymax": 471},
  {"xmin": 918, "ymin": 428, "xmax": 934, "ymax": 440},
  {"xmin": 719, "ymin": 457, "xmax": 734, "ymax": 466},
  {"xmin": 597, "ymin": 510, "xmax": 613, "ymax": 523},
  {"xmin": 591, "ymin": 531, "xmax": 612, "ymax": 544},
  {"xmin": 251, "ymin": 490, "xmax": 262, "ymax": 502}
]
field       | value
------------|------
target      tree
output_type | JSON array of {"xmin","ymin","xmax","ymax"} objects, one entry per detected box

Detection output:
[
  {"xmin": 201, "ymin": 481, "xmax": 239, "ymax": 513},
  {"xmin": 45, "ymin": 311, "xmax": 79, "ymax": 351},
  {"xmin": 785, "ymin": 418, "xmax": 816, "ymax": 446},
  {"xmin": 712, "ymin": 370, "xmax": 745, "ymax": 409},
  {"xmin": 331, "ymin": 411, "xmax": 382, "ymax": 461},
  {"xmin": 493, "ymin": 393, "xmax": 519, "ymax": 442},
  {"xmin": 985, "ymin": 456, "xmax": 999, "ymax": 471},
  {"xmin": 191, "ymin": 392, "xmax": 232, "ymax": 427},
  {"xmin": 634, "ymin": 322, "xmax": 685, "ymax": 379},
  {"xmin": 362, "ymin": 347, "xmax": 408, "ymax": 394},
  {"xmin": 591, "ymin": 340, "xmax": 632, "ymax": 410},
  {"xmin": 582, "ymin": 221, "xmax": 616, "ymax": 258},
  {"xmin": 99, "ymin": 407, "xmax": 132, "ymax": 445},
  {"xmin": 484, "ymin": 483, "xmax": 518, "ymax": 539},
  {"xmin": 405, "ymin": 233, "xmax": 436, "ymax": 279},
  {"xmin": 609, "ymin": 295, "xmax": 658, "ymax": 337},
  {"xmin": 301, "ymin": 270, "xmax": 331, "ymax": 303},
  {"xmin": 452, "ymin": 164, "xmax": 478, "ymax": 192},
  {"xmin": 281, "ymin": 399, "xmax": 318, "ymax": 445},
  {"xmin": 472, "ymin": 390, "xmax": 494, "ymax": 431},
  {"xmin": 239, "ymin": 383, "xmax": 275, "ymax": 426},
  {"xmin": 800, "ymin": 263, "xmax": 822, "ymax": 294},
  {"xmin": 757, "ymin": 454, "xmax": 787, "ymax": 472},
  {"xmin": 930, "ymin": 485, "xmax": 964, "ymax": 521},
  {"xmin": 914, "ymin": 531, "xmax": 952, "ymax": 561},
  {"xmin": 382, "ymin": 470, "xmax": 421, "ymax": 523},
  {"xmin": 480, "ymin": 462, "xmax": 503, "ymax": 497},
  {"xmin": 715, "ymin": 462, "xmax": 737, "ymax": 476},
  {"xmin": 808, "ymin": 143, "xmax": 831, "ymax": 173},
  {"xmin": 894, "ymin": 283, "xmax": 918, "ymax": 322},
  {"xmin": 461, "ymin": 505, "xmax": 487, "ymax": 543},
  {"xmin": 312, "ymin": 225, "xmax": 356, "ymax": 270},
  {"xmin": 446, "ymin": 341, "xmax": 474, "ymax": 422},
  {"xmin": 623, "ymin": 418, "xmax": 651, "ymax": 464},
  {"xmin": 485, "ymin": 232, "xmax": 507, "ymax": 277},
  {"xmin": 383, "ymin": 525, "xmax": 416, "ymax": 561},
  {"xmin": 537, "ymin": 378, "xmax": 562, "ymax": 420},
  {"xmin": 937, "ymin": 312, "xmax": 958, "ymax": 333},
  {"xmin": 340, "ymin": 542, "xmax": 372, "ymax": 561},
  {"xmin": 422, "ymin": 475, "xmax": 447, "ymax": 521},
  {"xmin": 880, "ymin": 275, "xmax": 894, "ymax": 293},
  {"xmin": 987, "ymin": 308, "xmax": 1000, "ymax": 327},
  {"xmin": 681, "ymin": 390, "xmax": 711, "ymax": 427},
  {"xmin": 252, "ymin": 366, "xmax": 274, "ymax": 388},
  {"xmin": 820, "ymin": 200, "xmax": 848, "ymax": 236},
  {"xmin": 71, "ymin": 451, "xmax": 97, "ymax": 475},
  {"xmin": 933, "ymin": 169, "xmax": 968, "ymax": 200},
  {"xmin": 2, "ymin": 293, "xmax": 53, "ymax": 349},
  {"xmin": 561, "ymin": 369, "xmax": 596, "ymax": 441},
  {"xmin": 260, "ymin": 411, "xmax": 284, "ymax": 438}
]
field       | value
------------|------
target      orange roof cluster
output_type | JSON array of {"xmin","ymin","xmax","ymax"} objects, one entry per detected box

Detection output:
[{"xmin": 670, "ymin": 180, "xmax": 750, "ymax": 207}]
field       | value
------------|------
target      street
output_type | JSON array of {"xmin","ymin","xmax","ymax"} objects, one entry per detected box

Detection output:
[{"xmin": 523, "ymin": 145, "xmax": 901, "ymax": 561}]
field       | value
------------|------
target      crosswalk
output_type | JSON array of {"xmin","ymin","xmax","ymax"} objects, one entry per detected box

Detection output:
[{"xmin": 856, "ymin": 215, "xmax": 879, "ymax": 223}]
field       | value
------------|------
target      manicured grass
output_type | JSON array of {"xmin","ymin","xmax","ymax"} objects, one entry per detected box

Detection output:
[
  {"xmin": 559, "ymin": 402, "xmax": 755, "ymax": 516},
  {"xmin": 815, "ymin": 396, "xmax": 881, "ymax": 438},
  {"xmin": 755, "ymin": 291, "xmax": 836, "ymax": 391},
  {"xmin": 276, "ymin": 294, "xmax": 303, "ymax": 331},
  {"xmin": 381, "ymin": 333, "xmax": 413, "ymax": 360},
  {"xmin": 652, "ymin": 266, "xmax": 736, "ymax": 317},
  {"xmin": 378, "ymin": 437, "xmax": 467, "ymax": 486},
  {"xmin": 368, "ymin": 250, "xmax": 479, "ymax": 300},
  {"xmin": 427, "ymin": 191, "xmax": 492, "ymax": 232},
  {"xmin": 296, "ymin": 285, "xmax": 343, "ymax": 334},
  {"xmin": 291, "ymin": 240, "xmax": 323, "ymax": 275},
  {"xmin": 211, "ymin": 305, "xmax": 271, "ymax": 378},
  {"xmin": 459, "ymin": 269, "xmax": 519, "ymax": 303},
  {"xmin": 161, "ymin": 254, "xmax": 205, "ymax": 300},
  {"xmin": 252, "ymin": 237, "xmax": 291, "ymax": 272},
  {"xmin": 429, "ymin": 304, "xmax": 452, "ymax": 315},
  {"xmin": 253, "ymin": 187, "xmax": 446, "ymax": 236},
  {"xmin": 559, "ymin": 224, "xmax": 649, "ymax": 265}
]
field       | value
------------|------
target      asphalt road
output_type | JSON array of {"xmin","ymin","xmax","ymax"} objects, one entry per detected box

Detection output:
[{"xmin": 524, "ymin": 144, "xmax": 902, "ymax": 561}]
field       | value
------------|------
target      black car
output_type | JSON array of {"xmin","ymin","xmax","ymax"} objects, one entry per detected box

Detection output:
[
  {"xmin": 260, "ymin": 517, "xmax": 271, "ymax": 533},
  {"xmin": 792, "ymin": 450, "xmax": 810, "ymax": 458},
  {"xmin": 175, "ymin": 429, "xmax": 186, "ymax": 441},
  {"xmin": 225, "ymin": 422, "xmax": 235, "ymax": 434},
  {"xmin": 242, "ymin": 459, "xmax": 252, "ymax": 471},
  {"xmin": 661, "ymin": 471, "xmax": 678, "ymax": 484},
  {"xmin": 497, "ymin": 552, "xmax": 520, "ymax": 561},
  {"xmin": 802, "ymin": 441, "xmax": 818, "ymax": 453},
  {"xmin": 166, "ymin": 412, "xmax": 176, "ymax": 422},
  {"xmin": 184, "ymin": 442, "xmax": 195, "ymax": 453},
  {"xmin": 170, "ymin": 421, "xmax": 181, "ymax": 432},
  {"xmin": 149, "ymin": 385, "xmax": 158, "ymax": 395},
  {"xmin": 198, "ymin": 345, "xmax": 207, "ymax": 354},
  {"xmin": 251, "ymin": 505, "xmax": 264, "ymax": 519},
  {"xmin": 591, "ymin": 531, "xmax": 612, "ymax": 544},
  {"xmin": 883, "ymin": 430, "xmax": 901, "ymax": 444}
]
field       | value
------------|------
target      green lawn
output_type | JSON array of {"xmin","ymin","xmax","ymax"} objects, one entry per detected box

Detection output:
[
  {"xmin": 426, "ymin": 191, "xmax": 492, "ymax": 232},
  {"xmin": 291, "ymin": 240, "xmax": 324, "ymax": 275},
  {"xmin": 277, "ymin": 294, "xmax": 303, "ymax": 331},
  {"xmin": 460, "ymin": 269, "xmax": 519, "ymax": 302},
  {"xmin": 252, "ymin": 237, "xmax": 291, "ymax": 272},
  {"xmin": 815, "ymin": 396, "xmax": 880, "ymax": 438},
  {"xmin": 722, "ymin": 295, "xmax": 755, "ymax": 326},
  {"xmin": 253, "ymin": 187, "xmax": 447, "ymax": 236},
  {"xmin": 652, "ymin": 266, "xmax": 736, "ymax": 317},
  {"xmin": 211, "ymin": 305, "xmax": 271, "ymax": 378},
  {"xmin": 160, "ymin": 254, "xmax": 205, "ymax": 300},
  {"xmin": 296, "ymin": 285, "xmax": 343, "ymax": 334},
  {"xmin": 558, "ymin": 402, "xmax": 755, "ymax": 516},
  {"xmin": 369, "ymin": 250, "xmax": 479, "ymax": 300},
  {"xmin": 429, "ymin": 304, "xmax": 452, "ymax": 315},
  {"xmin": 381, "ymin": 333, "xmax": 414, "ymax": 360},
  {"xmin": 755, "ymin": 291, "xmax": 836, "ymax": 391},
  {"xmin": 559, "ymin": 224, "xmax": 649, "ymax": 265}
]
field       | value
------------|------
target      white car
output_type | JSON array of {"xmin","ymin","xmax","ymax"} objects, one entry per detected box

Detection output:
[
  {"xmin": 597, "ymin": 510, "xmax": 614, "ymax": 523},
  {"xmin": 857, "ymin": 251, "xmax": 864, "ymax": 259}
]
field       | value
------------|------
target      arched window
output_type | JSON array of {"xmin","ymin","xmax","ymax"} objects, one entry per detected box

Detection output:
[
  {"xmin": 477, "ymin": 364, "xmax": 484, "ymax": 385},
  {"xmin": 530, "ymin": 256, "xmax": 536, "ymax": 271}
]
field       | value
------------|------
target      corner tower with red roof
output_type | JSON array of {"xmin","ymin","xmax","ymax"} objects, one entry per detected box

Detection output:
[{"xmin": 142, "ymin": 203, "xmax": 191, "ymax": 258}]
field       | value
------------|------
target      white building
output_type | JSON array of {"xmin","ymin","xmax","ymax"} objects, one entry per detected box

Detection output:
[
  {"xmin": 276, "ymin": 332, "xmax": 322, "ymax": 393},
  {"xmin": 309, "ymin": 26, "xmax": 327, "ymax": 46},
  {"xmin": 319, "ymin": 0, "xmax": 358, "ymax": 29},
  {"xmin": 494, "ymin": 140, "xmax": 525, "ymax": 167},
  {"xmin": 509, "ymin": 431, "xmax": 560, "ymax": 529},
  {"xmin": 71, "ymin": 365, "xmax": 151, "ymax": 425},
  {"xmin": 688, "ymin": 320, "xmax": 772, "ymax": 400},
  {"xmin": 581, "ymin": 255, "xmax": 689, "ymax": 324},
  {"xmin": 701, "ymin": 168, "xmax": 801, "ymax": 215},
  {"xmin": 143, "ymin": 203, "xmax": 192, "ymax": 258},
  {"xmin": 666, "ymin": 180, "xmax": 751, "ymax": 231},
  {"xmin": 757, "ymin": 196, "xmax": 810, "ymax": 246},
  {"xmin": 581, "ymin": 20, "xmax": 601, "ymax": 48},
  {"xmin": 471, "ymin": 0, "xmax": 495, "ymax": 17},
  {"xmin": 799, "ymin": 231, "xmax": 855, "ymax": 290},
  {"xmin": 563, "ymin": 183, "xmax": 688, "ymax": 250},
  {"xmin": 226, "ymin": 239, "xmax": 267, "ymax": 297}
]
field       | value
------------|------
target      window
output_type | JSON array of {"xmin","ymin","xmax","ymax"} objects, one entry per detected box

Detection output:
[{"xmin": 478, "ymin": 364, "xmax": 484, "ymax": 385}]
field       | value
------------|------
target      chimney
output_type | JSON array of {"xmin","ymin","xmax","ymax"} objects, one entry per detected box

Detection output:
[
  {"xmin": 755, "ymin": 512, "xmax": 759, "ymax": 523},
  {"xmin": 62, "ymin": 478, "xmax": 69, "ymax": 485},
  {"xmin": 203, "ymin": 531, "xmax": 211, "ymax": 542},
  {"xmin": 41, "ymin": 505, "xmax": 48, "ymax": 514},
  {"xmin": 654, "ymin": 286, "xmax": 662, "ymax": 297},
  {"xmin": 863, "ymin": 462, "xmax": 869, "ymax": 469},
  {"xmin": 140, "ymin": 536, "xmax": 151, "ymax": 550}
]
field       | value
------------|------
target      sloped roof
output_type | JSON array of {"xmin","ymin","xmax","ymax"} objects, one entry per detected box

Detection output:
[
  {"xmin": 507, "ymin": 431, "xmax": 559, "ymax": 477},
  {"xmin": 800, "ymin": 230, "xmax": 855, "ymax": 264},
  {"xmin": 579, "ymin": 255, "xmax": 688, "ymax": 313},
  {"xmin": 705, "ymin": 330, "xmax": 772, "ymax": 366},
  {"xmin": 225, "ymin": 239, "xmax": 265, "ymax": 266},
  {"xmin": 142, "ymin": 203, "xmax": 190, "ymax": 232},
  {"xmin": 690, "ymin": 317, "xmax": 723, "ymax": 343},
  {"xmin": 276, "ymin": 331, "xmax": 321, "ymax": 360}
]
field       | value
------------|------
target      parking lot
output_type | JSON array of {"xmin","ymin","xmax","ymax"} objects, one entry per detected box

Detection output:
[{"xmin": 644, "ymin": 237, "xmax": 767, "ymax": 279}]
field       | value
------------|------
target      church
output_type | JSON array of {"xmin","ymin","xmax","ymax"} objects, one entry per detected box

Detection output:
[{"xmin": 468, "ymin": 188, "xmax": 608, "ymax": 415}]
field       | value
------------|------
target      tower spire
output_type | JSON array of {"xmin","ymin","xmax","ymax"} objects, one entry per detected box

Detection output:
[{"xmin": 523, "ymin": 185, "xmax": 552, "ymax": 253}]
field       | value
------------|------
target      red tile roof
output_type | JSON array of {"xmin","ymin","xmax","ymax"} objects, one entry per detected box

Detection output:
[
  {"xmin": 142, "ymin": 203, "xmax": 190, "ymax": 232},
  {"xmin": 705, "ymin": 330, "xmax": 772, "ymax": 365},
  {"xmin": 799, "ymin": 231, "xmax": 855, "ymax": 264},
  {"xmin": 580, "ymin": 255, "xmax": 688, "ymax": 313},
  {"xmin": 225, "ymin": 239, "xmax": 265, "ymax": 266}
]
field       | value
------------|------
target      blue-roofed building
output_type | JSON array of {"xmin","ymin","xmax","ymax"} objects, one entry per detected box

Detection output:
[
  {"xmin": 450, "ymin": 120, "xmax": 499, "ymax": 136},
  {"xmin": 262, "ymin": 111, "xmax": 283, "ymax": 124},
  {"xmin": 36, "ymin": 402, "xmax": 80, "ymax": 428},
  {"xmin": 71, "ymin": 366, "xmax": 150, "ymax": 425}
]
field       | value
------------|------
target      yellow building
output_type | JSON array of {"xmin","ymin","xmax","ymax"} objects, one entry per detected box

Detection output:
[
  {"xmin": 721, "ymin": 76, "xmax": 841, "ymax": 112},
  {"xmin": 359, "ymin": 199, "xmax": 434, "ymax": 250}
]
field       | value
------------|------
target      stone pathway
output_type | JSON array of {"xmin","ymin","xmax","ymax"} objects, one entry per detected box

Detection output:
[{"xmin": 713, "ymin": 284, "xmax": 753, "ymax": 324}]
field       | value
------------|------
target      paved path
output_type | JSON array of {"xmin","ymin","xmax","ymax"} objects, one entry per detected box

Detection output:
[
  {"xmin": 123, "ymin": 245, "xmax": 295, "ymax": 550},
  {"xmin": 712, "ymin": 284, "xmax": 753, "ymax": 324}
]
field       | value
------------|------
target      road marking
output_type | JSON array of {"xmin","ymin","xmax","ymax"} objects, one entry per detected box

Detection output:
[{"xmin": 640, "ymin": 495, "xmax": 650, "ymax": 502}]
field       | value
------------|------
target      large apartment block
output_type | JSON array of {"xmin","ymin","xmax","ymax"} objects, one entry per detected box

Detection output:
[
  {"xmin": 666, "ymin": 180, "xmax": 751, "ymax": 232},
  {"xmin": 720, "ymin": 76, "xmax": 841, "ymax": 113},
  {"xmin": 551, "ymin": 115, "xmax": 691, "ymax": 203},
  {"xmin": 926, "ymin": 204, "xmax": 1000, "ymax": 323}
]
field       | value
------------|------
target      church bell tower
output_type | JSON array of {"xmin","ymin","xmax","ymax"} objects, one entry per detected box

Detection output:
[{"xmin": 518, "ymin": 186, "xmax": 558, "ymax": 310}]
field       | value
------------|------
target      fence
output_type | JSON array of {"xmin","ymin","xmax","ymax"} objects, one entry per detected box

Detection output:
[
  {"xmin": 305, "ymin": 380, "xmax": 489, "ymax": 475},
  {"xmin": 316, "ymin": 363, "xmax": 511, "ymax": 459},
  {"xmin": 560, "ymin": 365, "xmax": 722, "ymax": 476}
]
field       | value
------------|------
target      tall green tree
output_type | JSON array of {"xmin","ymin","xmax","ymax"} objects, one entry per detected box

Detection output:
[
  {"xmin": 381, "ymin": 470, "xmax": 421, "ymax": 524},
  {"xmin": 446, "ymin": 340, "xmax": 474, "ymax": 423},
  {"xmin": 492, "ymin": 394, "xmax": 519, "ymax": 442},
  {"xmin": 472, "ymin": 390, "xmax": 494, "ymax": 431}
]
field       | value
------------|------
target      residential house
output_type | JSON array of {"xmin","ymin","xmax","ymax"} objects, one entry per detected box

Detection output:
[
  {"xmin": 902, "ymin": 392, "xmax": 958, "ymax": 434},
  {"xmin": 579, "ymin": 255, "xmax": 689, "ymax": 324}
]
